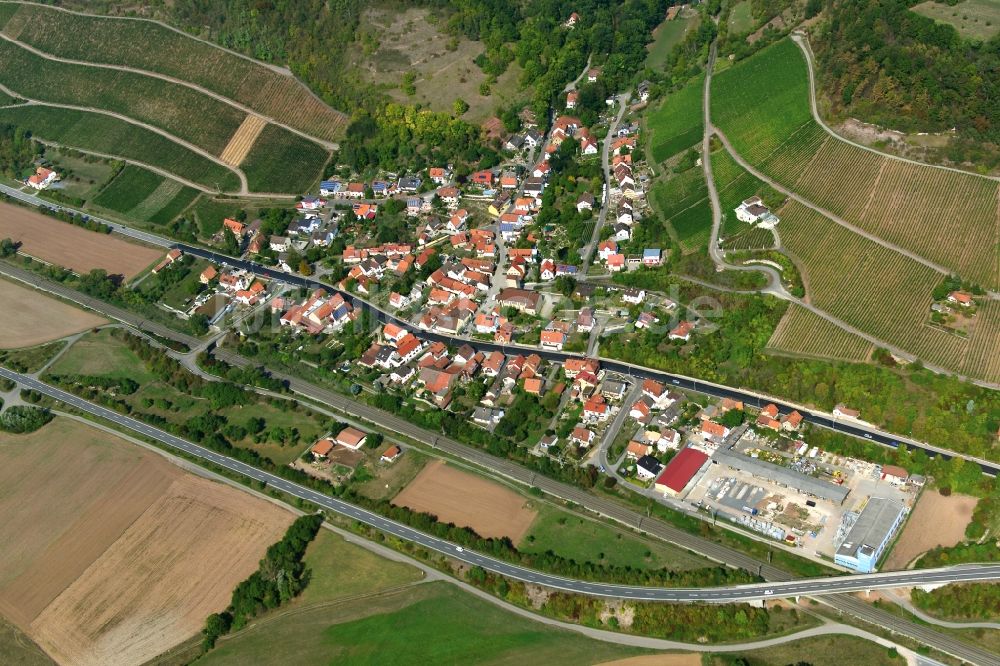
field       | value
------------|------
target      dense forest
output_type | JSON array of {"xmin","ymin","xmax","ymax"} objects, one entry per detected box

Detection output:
[
  {"xmin": 0, "ymin": 123, "xmax": 40, "ymax": 180},
  {"xmin": 812, "ymin": 0, "xmax": 1000, "ymax": 166}
]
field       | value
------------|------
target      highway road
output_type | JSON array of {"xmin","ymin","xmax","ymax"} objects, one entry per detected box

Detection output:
[
  {"xmin": 6, "ymin": 367, "xmax": 1000, "ymax": 606},
  {"xmin": 3, "ymin": 181, "xmax": 996, "ymax": 476}
]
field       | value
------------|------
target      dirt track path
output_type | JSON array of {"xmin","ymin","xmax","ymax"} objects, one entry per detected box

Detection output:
[{"xmin": 0, "ymin": 27, "xmax": 338, "ymax": 151}]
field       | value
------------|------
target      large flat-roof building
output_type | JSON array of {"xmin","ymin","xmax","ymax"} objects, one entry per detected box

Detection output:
[
  {"xmin": 712, "ymin": 447, "xmax": 850, "ymax": 505},
  {"xmin": 835, "ymin": 497, "xmax": 908, "ymax": 573}
]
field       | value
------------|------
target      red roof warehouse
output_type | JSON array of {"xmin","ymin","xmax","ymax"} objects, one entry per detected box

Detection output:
[{"xmin": 654, "ymin": 448, "xmax": 709, "ymax": 496}]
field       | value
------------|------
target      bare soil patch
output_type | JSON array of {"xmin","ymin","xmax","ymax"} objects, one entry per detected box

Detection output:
[
  {"xmin": 392, "ymin": 459, "xmax": 537, "ymax": 541},
  {"xmin": 30, "ymin": 474, "xmax": 291, "ymax": 666},
  {"xmin": 884, "ymin": 489, "xmax": 978, "ymax": 570},
  {"xmin": 0, "ymin": 417, "xmax": 294, "ymax": 666},
  {"xmin": 598, "ymin": 655, "xmax": 701, "ymax": 666},
  {"xmin": 0, "ymin": 201, "xmax": 161, "ymax": 278},
  {"xmin": 0, "ymin": 278, "xmax": 106, "ymax": 348},
  {"xmin": 0, "ymin": 419, "xmax": 178, "ymax": 625}
]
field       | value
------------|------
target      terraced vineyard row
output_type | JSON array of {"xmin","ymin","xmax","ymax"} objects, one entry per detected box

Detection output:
[
  {"xmin": 792, "ymin": 138, "xmax": 884, "ymax": 221},
  {"xmin": 647, "ymin": 73, "xmax": 704, "ymax": 163},
  {"xmin": 963, "ymin": 300, "xmax": 1000, "ymax": 383},
  {"xmin": 858, "ymin": 161, "xmax": 999, "ymax": 288},
  {"xmin": 767, "ymin": 304, "xmax": 874, "ymax": 362},
  {"xmin": 652, "ymin": 167, "xmax": 712, "ymax": 252},
  {"xmin": 0, "ymin": 2, "xmax": 348, "ymax": 141},
  {"xmin": 758, "ymin": 123, "xmax": 827, "ymax": 185},
  {"xmin": 711, "ymin": 38, "xmax": 1000, "ymax": 291},
  {"xmin": 777, "ymin": 200, "xmax": 977, "ymax": 378},
  {"xmin": 0, "ymin": 105, "xmax": 241, "ymax": 191},
  {"xmin": 0, "ymin": 38, "xmax": 245, "ymax": 156}
]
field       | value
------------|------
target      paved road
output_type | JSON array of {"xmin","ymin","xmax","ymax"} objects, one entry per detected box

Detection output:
[
  {"xmin": 7, "ymin": 368, "xmax": 1000, "ymax": 606},
  {"xmin": 580, "ymin": 91, "xmax": 630, "ymax": 269},
  {"xmin": 700, "ymin": 42, "xmax": 788, "ymax": 298}
]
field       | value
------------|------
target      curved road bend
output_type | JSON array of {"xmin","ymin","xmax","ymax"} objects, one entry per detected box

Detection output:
[
  {"xmin": 0, "ymin": 188, "xmax": 995, "ymax": 473},
  {"xmin": 5, "ymin": 368, "xmax": 1000, "ymax": 605},
  {"xmin": 2, "ymin": 280, "xmax": 998, "ymax": 664}
]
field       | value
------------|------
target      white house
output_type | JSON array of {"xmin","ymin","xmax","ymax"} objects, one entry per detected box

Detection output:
[{"xmin": 734, "ymin": 196, "xmax": 780, "ymax": 228}]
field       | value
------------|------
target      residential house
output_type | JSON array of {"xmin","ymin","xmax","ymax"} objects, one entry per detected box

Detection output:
[
  {"xmin": 948, "ymin": 291, "xmax": 973, "ymax": 307},
  {"xmin": 576, "ymin": 192, "xmax": 595, "ymax": 212},
  {"xmin": 642, "ymin": 249, "xmax": 662, "ymax": 266},
  {"xmin": 498, "ymin": 287, "xmax": 541, "ymax": 315},
  {"xmin": 734, "ymin": 196, "xmax": 780, "ymax": 228},
  {"xmin": 622, "ymin": 288, "xmax": 645, "ymax": 305},
  {"xmin": 26, "ymin": 166, "xmax": 58, "ymax": 190},
  {"xmin": 310, "ymin": 438, "xmax": 335, "ymax": 461},
  {"xmin": 669, "ymin": 321, "xmax": 694, "ymax": 341},
  {"xmin": 570, "ymin": 427, "xmax": 595, "ymax": 447},
  {"xmin": 335, "ymin": 427, "xmax": 368, "ymax": 451},
  {"xmin": 636, "ymin": 455, "xmax": 662, "ymax": 481},
  {"xmin": 380, "ymin": 445, "xmax": 403, "ymax": 463}
]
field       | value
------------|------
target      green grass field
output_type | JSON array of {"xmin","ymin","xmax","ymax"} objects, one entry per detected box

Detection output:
[
  {"xmin": 0, "ymin": 614, "xmax": 53, "ymax": 666},
  {"xmin": 189, "ymin": 195, "xmax": 247, "ymax": 236},
  {"xmin": 647, "ymin": 73, "xmax": 704, "ymax": 162},
  {"xmin": 201, "ymin": 581, "xmax": 646, "ymax": 666},
  {"xmin": 39, "ymin": 148, "xmax": 118, "ymax": 201},
  {"xmin": 0, "ymin": 90, "xmax": 16, "ymax": 106},
  {"xmin": 239, "ymin": 123, "xmax": 329, "ymax": 194},
  {"xmin": 0, "ymin": 38, "xmax": 245, "ymax": 155},
  {"xmin": 92, "ymin": 165, "xmax": 165, "ymax": 214},
  {"xmin": 0, "ymin": 2, "xmax": 347, "ymax": 141},
  {"xmin": 910, "ymin": 0, "xmax": 1000, "ymax": 41},
  {"xmin": 708, "ymin": 634, "xmax": 904, "ymax": 666},
  {"xmin": 727, "ymin": 1, "xmax": 755, "ymax": 33},
  {"xmin": 0, "ymin": 105, "xmax": 241, "ymax": 190},
  {"xmin": 46, "ymin": 328, "xmax": 156, "ymax": 381},
  {"xmin": 521, "ymin": 504, "xmax": 710, "ymax": 571},
  {"xmin": 646, "ymin": 12, "xmax": 700, "ymax": 71}
]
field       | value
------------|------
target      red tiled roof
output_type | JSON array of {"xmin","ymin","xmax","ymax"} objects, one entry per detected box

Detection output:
[{"xmin": 656, "ymin": 448, "xmax": 708, "ymax": 493}]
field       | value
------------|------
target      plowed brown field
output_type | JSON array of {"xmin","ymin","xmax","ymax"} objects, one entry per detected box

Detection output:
[
  {"xmin": 0, "ymin": 202, "xmax": 161, "ymax": 278},
  {"xmin": 0, "ymin": 418, "xmax": 293, "ymax": 666},
  {"xmin": 392, "ymin": 460, "xmax": 537, "ymax": 541},
  {"xmin": 0, "ymin": 278, "xmax": 106, "ymax": 348}
]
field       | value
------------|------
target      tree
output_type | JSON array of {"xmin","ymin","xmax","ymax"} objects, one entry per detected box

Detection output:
[
  {"xmin": 298, "ymin": 260, "xmax": 313, "ymax": 276},
  {"xmin": 453, "ymin": 98, "xmax": 470, "ymax": 116},
  {"xmin": 223, "ymin": 228, "xmax": 240, "ymax": 255}
]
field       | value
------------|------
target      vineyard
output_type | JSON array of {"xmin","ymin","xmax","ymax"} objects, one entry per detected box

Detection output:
[
  {"xmin": 711, "ymin": 37, "xmax": 1000, "ymax": 291},
  {"xmin": 710, "ymin": 39, "xmax": 813, "ymax": 164},
  {"xmin": 0, "ymin": 38, "xmax": 245, "ymax": 156},
  {"xmin": 0, "ymin": 2, "xmax": 348, "ymax": 141},
  {"xmin": 0, "ymin": 105, "xmax": 241, "ymax": 191},
  {"xmin": 147, "ymin": 186, "xmax": 199, "ymax": 226},
  {"xmin": 93, "ymin": 165, "xmax": 165, "ymax": 214},
  {"xmin": 776, "ymin": 200, "xmax": 991, "ymax": 379},
  {"xmin": 240, "ymin": 124, "xmax": 329, "ymax": 194},
  {"xmin": 712, "ymin": 148, "xmax": 784, "ymax": 242},
  {"xmin": 647, "ymin": 73, "xmax": 704, "ymax": 163},
  {"xmin": 651, "ymin": 166, "xmax": 711, "ymax": 252},
  {"xmin": 766, "ymin": 304, "xmax": 874, "ymax": 363}
]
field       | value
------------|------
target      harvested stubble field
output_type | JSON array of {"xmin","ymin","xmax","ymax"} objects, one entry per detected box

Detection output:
[
  {"xmin": 0, "ymin": 278, "xmax": 105, "ymax": 348},
  {"xmin": 777, "ymin": 200, "xmax": 1000, "ymax": 382},
  {"xmin": 0, "ymin": 2, "xmax": 348, "ymax": 141},
  {"xmin": 0, "ymin": 105, "xmax": 241, "ymax": 190},
  {"xmin": 766, "ymin": 303, "xmax": 874, "ymax": 363},
  {"xmin": 712, "ymin": 38, "xmax": 1000, "ymax": 289},
  {"xmin": 220, "ymin": 114, "xmax": 266, "ymax": 167},
  {"xmin": 0, "ymin": 38, "xmax": 245, "ymax": 156},
  {"xmin": 0, "ymin": 202, "xmax": 162, "ymax": 278},
  {"xmin": 392, "ymin": 460, "xmax": 538, "ymax": 541},
  {"xmin": 884, "ymin": 490, "xmax": 977, "ymax": 570},
  {"xmin": 0, "ymin": 418, "xmax": 292, "ymax": 666}
]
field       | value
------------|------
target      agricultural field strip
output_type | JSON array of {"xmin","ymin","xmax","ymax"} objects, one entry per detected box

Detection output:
[
  {"xmin": 10, "ymin": 99, "xmax": 248, "ymax": 192},
  {"xmin": 0, "ymin": 36, "xmax": 245, "ymax": 156},
  {"xmin": 0, "ymin": 105, "xmax": 244, "ymax": 193},
  {"xmin": 766, "ymin": 303, "xmax": 873, "ymax": 363},
  {"xmin": 0, "ymin": 2, "xmax": 347, "ymax": 142},
  {"xmin": 0, "ymin": 32, "xmax": 335, "ymax": 151},
  {"xmin": 29, "ymin": 133, "xmax": 229, "ymax": 195}
]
